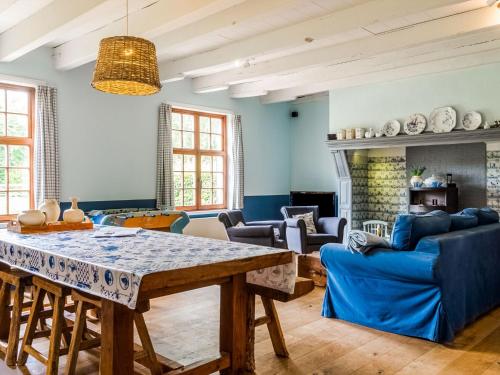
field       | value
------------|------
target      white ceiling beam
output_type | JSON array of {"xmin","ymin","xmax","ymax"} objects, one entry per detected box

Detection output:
[
  {"xmin": 193, "ymin": 5, "xmax": 497, "ymax": 93},
  {"xmin": 226, "ymin": 6, "xmax": 500, "ymax": 96},
  {"xmin": 53, "ymin": 0, "xmax": 245, "ymax": 70},
  {"xmin": 259, "ymin": 46, "xmax": 500, "ymax": 104},
  {"xmin": 234, "ymin": 29, "xmax": 500, "ymax": 98},
  {"xmin": 0, "ymin": 0, "xmax": 112, "ymax": 62},
  {"xmin": 158, "ymin": 0, "xmax": 466, "ymax": 81},
  {"xmin": 154, "ymin": 0, "xmax": 300, "ymax": 63},
  {"xmin": 0, "ymin": 0, "xmax": 16, "ymax": 13}
]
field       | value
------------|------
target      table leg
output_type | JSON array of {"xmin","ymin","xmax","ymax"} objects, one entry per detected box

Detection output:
[
  {"xmin": 100, "ymin": 300, "xmax": 135, "ymax": 375},
  {"xmin": 0, "ymin": 280, "xmax": 11, "ymax": 339},
  {"xmin": 220, "ymin": 273, "xmax": 250, "ymax": 374}
]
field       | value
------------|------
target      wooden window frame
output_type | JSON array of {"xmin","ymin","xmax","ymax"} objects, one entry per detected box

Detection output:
[
  {"xmin": 173, "ymin": 108, "xmax": 228, "ymax": 211},
  {"xmin": 0, "ymin": 83, "xmax": 35, "ymax": 220}
]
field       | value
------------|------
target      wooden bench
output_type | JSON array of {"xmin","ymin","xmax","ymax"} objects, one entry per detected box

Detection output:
[
  {"xmin": 246, "ymin": 277, "xmax": 315, "ymax": 371},
  {"xmin": 18, "ymin": 277, "xmax": 77, "ymax": 375},
  {"xmin": 0, "ymin": 266, "xmax": 33, "ymax": 366},
  {"xmin": 298, "ymin": 252, "xmax": 327, "ymax": 287}
]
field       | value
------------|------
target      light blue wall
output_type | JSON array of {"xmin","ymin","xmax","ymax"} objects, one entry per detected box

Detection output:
[
  {"xmin": 289, "ymin": 96, "xmax": 336, "ymax": 192},
  {"xmin": 330, "ymin": 63, "xmax": 500, "ymax": 132},
  {"xmin": 0, "ymin": 48, "xmax": 291, "ymax": 202}
]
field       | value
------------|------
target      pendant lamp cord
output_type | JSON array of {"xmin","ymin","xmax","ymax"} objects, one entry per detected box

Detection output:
[{"xmin": 125, "ymin": 0, "xmax": 129, "ymax": 36}]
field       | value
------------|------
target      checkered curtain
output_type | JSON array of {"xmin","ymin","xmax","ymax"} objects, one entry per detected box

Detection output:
[
  {"xmin": 231, "ymin": 114, "xmax": 244, "ymax": 209},
  {"xmin": 156, "ymin": 103, "xmax": 174, "ymax": 209},
  {"xmin": 35, "ymin": 86, "xmax": 60, "ymax": 206}
]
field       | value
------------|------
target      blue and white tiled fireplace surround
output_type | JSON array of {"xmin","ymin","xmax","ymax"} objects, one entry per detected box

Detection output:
[{"xmin": 332, "ymin": 142, "xmax": 496, "ymax": 233}]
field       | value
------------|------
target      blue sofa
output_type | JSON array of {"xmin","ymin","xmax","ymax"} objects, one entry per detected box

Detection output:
[{"xmin": 320, "ymin": 208, "xmax": 500, "ymax": 342}]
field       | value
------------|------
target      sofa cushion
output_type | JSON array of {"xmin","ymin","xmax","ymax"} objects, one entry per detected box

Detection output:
[
  {"xmin": 307, "ymin": 233, "xmax": 338, "ymax": 245},
  {"xmin": 391, "ymin": 210, "xmax": 451, "ymax": 251},
  {"xmin": 460, "ymin": 208, "xmax": 499, "ymax": 226},
  {"xmin": 450, "ymin": 214, "xmax": 478, "ymax": 231}
]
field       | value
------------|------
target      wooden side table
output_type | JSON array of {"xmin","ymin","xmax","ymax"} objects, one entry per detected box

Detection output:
[{"xmin": 298, "ymin": 252, "xmax": 327, "ymax": 287}]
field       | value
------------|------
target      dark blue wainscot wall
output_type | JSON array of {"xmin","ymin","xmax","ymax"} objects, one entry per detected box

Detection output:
[
  {"xmin": 60, "ymin": 195, "xmax": 290, "ymax": 221},
  {"xmin": 242, "ymin": 195, "xmax": 290, "ymax": 221}
]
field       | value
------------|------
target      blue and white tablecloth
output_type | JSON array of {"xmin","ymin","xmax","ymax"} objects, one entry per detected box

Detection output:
[{"xmin": 0, "ymin": 227, "xmax": 295, "ymax": 309}]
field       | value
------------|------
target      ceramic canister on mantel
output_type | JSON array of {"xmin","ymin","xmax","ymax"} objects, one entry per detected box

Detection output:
[
  {"xmin": 337, "ymin": 129, "xmax": 346, "ymax": 140},
  {"xmin": 345, "ymin": 128, "xmax": 355, "ymax": 140},
  {"xmin": 39, "ymin": 199, "xmax": 61, "ymax": 223},
  {"xmin": 355, "ymin": 128, "xmax": 365, "ymax": 139}
]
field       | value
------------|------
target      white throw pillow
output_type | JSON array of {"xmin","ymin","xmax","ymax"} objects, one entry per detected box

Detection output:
[
  {"xmin": 235, "ymin": 221, "xmax": 245, "ymax": 227},
  {"xmin": 293, "ymin": 212, "xmax": 317, "ymax": 234}
]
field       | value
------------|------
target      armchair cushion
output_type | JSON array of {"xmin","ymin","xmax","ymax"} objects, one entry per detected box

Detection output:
[
  {"xmin": 281, "ymin": 206, "xmax": 319, "ymax": 225},
  {"xmin": 292, "ymin": 212, "xmax": 317, "ymax": 234}
]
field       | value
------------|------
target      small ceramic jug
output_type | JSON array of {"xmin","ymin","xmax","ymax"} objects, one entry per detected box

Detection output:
[
  {"xmin": 39, "ymin": 199, "xmax": 61, "ymax": 223},
  {"xmin": 17, "ymin": 210, "xmax": 46, "ymax": 226},
  {"xmin": 365, "ymin": 128, "xmax": 375, "ymax": 138},
  {"xmin": 63, "ymin": 197, "xmax": 85, "ymax": 223}
]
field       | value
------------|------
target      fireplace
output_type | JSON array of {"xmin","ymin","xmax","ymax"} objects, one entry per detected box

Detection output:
[{"xmin": 328, "ymin": 129, "xmax": 500, "ymax": 232}]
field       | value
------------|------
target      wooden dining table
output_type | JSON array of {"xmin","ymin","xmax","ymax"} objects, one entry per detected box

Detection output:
[{"xmin": 0, "ymin": 226, "xmax": 294, "ymax": 374}]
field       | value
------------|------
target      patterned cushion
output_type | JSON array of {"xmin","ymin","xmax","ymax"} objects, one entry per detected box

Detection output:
[{"xmin": 293, "ymin": 212, "xmax": 317, "ymax": 234}]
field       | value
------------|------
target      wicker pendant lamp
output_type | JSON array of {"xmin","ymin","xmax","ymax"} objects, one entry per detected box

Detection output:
[{"xmin": 91, "ymin": 0, "xmax": 161, "ymax": 95}]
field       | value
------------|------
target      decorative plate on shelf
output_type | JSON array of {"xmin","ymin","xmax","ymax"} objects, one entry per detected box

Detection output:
[
  {"xmin": 404, "ymin": 114, "xmax": 427, "ymax": 135},
  {"xmin": 430, "ymin": 107, "xmax": 456, "ymax": 133},
  {"xmin": 462, "ymin": 111, "xmax": 482, "ymax": 131},
  {"xmin": 382, "ymin": 120, "xmax": 400, "ymax": 137}
]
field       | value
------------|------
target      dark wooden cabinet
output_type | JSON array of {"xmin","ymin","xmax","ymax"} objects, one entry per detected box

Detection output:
[{"xmin": 409, "ymin": 185, "xmax": 458, "ymax": 215}]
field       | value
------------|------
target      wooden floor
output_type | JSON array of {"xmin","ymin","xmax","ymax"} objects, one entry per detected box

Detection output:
[{"xmin": 1, "ymin": 286, "xmax": 500, "ymax": 374}]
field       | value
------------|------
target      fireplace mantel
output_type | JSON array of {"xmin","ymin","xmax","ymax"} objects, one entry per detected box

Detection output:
[{"xmin": 327, "ymin": 128, "xmax": 500, "ymax": 151}]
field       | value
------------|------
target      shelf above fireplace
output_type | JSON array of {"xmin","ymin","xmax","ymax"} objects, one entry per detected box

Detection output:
[{"xmin": 327, "ymin": 128, "xmax": 500, "ymax": 151}]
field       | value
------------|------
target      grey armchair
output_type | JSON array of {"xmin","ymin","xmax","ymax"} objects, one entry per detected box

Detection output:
[
  {"xmin": 281, "ymin": 205, "xmax": 346, "ymax": 254},
  {"xmin": 218, "ymin": 210, "xmax": 287, "ymax": 248}
]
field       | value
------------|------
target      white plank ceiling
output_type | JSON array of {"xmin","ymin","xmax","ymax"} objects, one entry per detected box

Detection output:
[{"xmin": 1, "ymin": 0, "xmax": 499, "ymax": 102}]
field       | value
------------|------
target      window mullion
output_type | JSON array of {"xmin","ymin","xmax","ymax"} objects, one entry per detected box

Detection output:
[{"xmin": 194, "ymin": 113, "xmax": 201, "ymax": 210}]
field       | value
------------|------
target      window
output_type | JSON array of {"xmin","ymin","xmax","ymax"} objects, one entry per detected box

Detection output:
[
  {"xmin": 172, "ymin": 108, "xmax": 227, "ymax": 210},
  {"xmin": 0, "ymin": 83, "xmax": 35, "ymax": 219}
]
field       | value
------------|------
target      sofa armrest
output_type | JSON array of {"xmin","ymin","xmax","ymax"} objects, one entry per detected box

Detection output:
[
  {"xmin": 317, "ymin": 217, "xmax": 347, "ymax": 242},
  {"xmin": 320, "ymin": 243, "xmax": 438, "ymax": 283},
  {"xmin": 285, "ymin": 218, "xmax": 307, "ymax": 254}
]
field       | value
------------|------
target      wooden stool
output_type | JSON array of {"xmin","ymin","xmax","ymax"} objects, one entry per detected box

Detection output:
[
  {"xmin": 246, "ymin": 277, "xmax": 315, "ymax": 370},
  {"xmin": 17, "ymin": 276, "xmax": 75, "ymax": 375},
  {"xmin": 65, "ymin": 290, "xmax": 164, "ymax": 375},
  {"xmin": 0, "ymin": 266, "xmax": 33, "ymax": 366}
]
